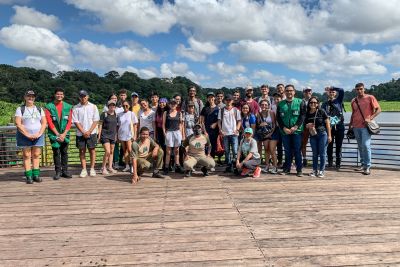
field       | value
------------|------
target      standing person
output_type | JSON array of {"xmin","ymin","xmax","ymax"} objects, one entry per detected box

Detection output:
[
  {"xmin": 183, "ymin": 101, "xmax": 197, "ymax": 138},
  {"xmin": 181, "ymin": 86, "xmax": 204, "ymax": 117},
  {"xmin": 301, "ymin": 87, "xmax": 313, "ymax": 167},
  {"xmin": 200, "ymin": 92, "xmax": 219, "ymax": 158},
  {"xmin": 102, "ymin": 93, "xmax": 122, "ymax": 113},
  {"xmin": 98, "ymin": 100, "xmax": 118, "ymax": 175},
  {"xmin": 117, "ymin": 89, "xmax": 128, "ymax": 108},
  {"xmin": 349, "ymin": 82, "xmax": 381, "ymax": 175},
  {"xmin": 322, "ymin": 86, "xmax": 345, "ymax": 169},
  {"xmin": 236, "ymin": 128, "xmax": 262, "ymax": 178},
  {"xmin": 72, "ymin": 90, "xmax": 100, "ymax": 178},
  {"xmin": 150, "ymin": 91, "xmax": 159, "ymax": 111},
  {"xmin": 305, "ymin": 97, "xmax": 332, "ymax": 178},
  {"xmin": 232, "ymin": 89, "xmax": 242, "ymax": 109},
  {"xmin": 183, "ymin": 124, "xmax": 215, "ymax": 177},
  {"xmin": 118, "ymin": 100, "xmax": 138, "ymax": 172},
  {"xmin": 218, "ymin": 94, "xmax": 241, "ymax": 173},
  {"xmin": 256, "ymin": 100, "xmax": 278, "ymax": 174},
  {"xmin": 215, "ymin": 91, "xmax": 225, "ymax": 109},
  {"xmin": 163, "ymin": 99, "xmax": 184, "ymax": 174},
  {"xmin": 273, "ymin": 93, "xmax": 283, "ymax": 167},
  {"xmin": 45, "ymin": 88, "xmax": 73, "ymax": 180},
  {"xmin": 154, "ymin": 98, "xmax": 169, "ymax": 160},
  {"xmin": 112, "ymin": 91, "xmax": 126, "ymax": 169},
  {"xmin": 131, "ymin": 92, "xmax": 141, "ymax": 118},
  {"xmin": 276, "ymin": 85, "xmax": 306, "ymax": 176},
  {"xmin": 241, "ymin": 86, "xmax": 260, "ymax": 115},
  {"xmin": 138, "ymin": 99, "xmax": 155, "ymax": 138},
  {"xmin": 241, "ymin": 103, "xmax": 256, "ymax": 138},
  {"xmin": 131, "ymin": 127, "xmax": 164, "ymax": 183},
  {"xmin": 276, "ymin": 84, "xmax": 286, "ymax": 100},
  {"xmin": 173, "ymin": 93, "xmax": 183, "ymax": 112},
  {"xmin": 256, "ymin": 84, "xmax": 274, "ymax": 109},
  {"xmin": 15, "ymin": 90, "xmax": 47, "ymax": 184}
]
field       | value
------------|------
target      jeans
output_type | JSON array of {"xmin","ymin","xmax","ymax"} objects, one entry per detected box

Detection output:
[
  {"xmin": 52, "ymin": 142, "xmax": 69, "ymax": 173},
  {"xmin": 327, "ymin": 124, "xmax": 345, "ymax": 166},
  {"xmin": 207, "ymin": 129, "xmax": 219, "ymax": 158},
  {"xmin": 223, "ymin": 135, "xmax": 238, "ymax": 166},
  {"xmin": 353, "ymin": 127, "xmax": 372, "ymax": 169},
  {"xmin": 310, "ymin": 131, "xmax": 328, "ymax": 172},
  {"xmin": 282, "ymin": 133, "xmax": 302, "ymax": 172}
]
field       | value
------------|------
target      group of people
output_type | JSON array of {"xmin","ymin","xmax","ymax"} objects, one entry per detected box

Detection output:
[{"xmin": 14, "ymin": 82, "xmax": 381, "ymax": 184}]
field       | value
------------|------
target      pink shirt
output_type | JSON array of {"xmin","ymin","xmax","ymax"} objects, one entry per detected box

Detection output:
[{"xmin": 351, "ymin": 94, "xmax": 380, "ymax": 128}]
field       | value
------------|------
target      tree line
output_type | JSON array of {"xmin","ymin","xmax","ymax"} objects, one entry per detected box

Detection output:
[{"xmin": 1, "ymin": 64, "xmax": 399, "ymax": 105}]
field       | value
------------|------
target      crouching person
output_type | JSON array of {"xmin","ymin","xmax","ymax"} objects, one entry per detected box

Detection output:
[
  {"xmin": 183, "ymin": 124, "xmax": 215, "ymax": 177},
  {"xmin": 130, "ymin": 127, "xmax": 164, "ymax": 184},
  {"xmin": 236, "ymin": 128, "xmax": 262, "ymax": 178}
]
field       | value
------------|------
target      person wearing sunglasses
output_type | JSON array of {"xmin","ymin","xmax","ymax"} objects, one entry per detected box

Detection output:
[{"xmin": 304, "ymin": 96, "xmax": 332, "ymax": 178}]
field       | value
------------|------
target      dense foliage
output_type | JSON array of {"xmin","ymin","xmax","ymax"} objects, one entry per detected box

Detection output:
[{"xmin": 1, "ymin": 64, "xmax": 400, "ymax": 105}]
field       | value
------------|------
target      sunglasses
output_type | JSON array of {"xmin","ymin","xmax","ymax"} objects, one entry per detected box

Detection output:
[{"xmin": 123, "ymin": 105, "xmax": 129, "ymax": 107}]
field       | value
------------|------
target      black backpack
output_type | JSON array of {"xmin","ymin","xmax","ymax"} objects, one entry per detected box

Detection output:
[{"xmin": 20, "ymin": 105, "xmax": 42, "ymax": 116}]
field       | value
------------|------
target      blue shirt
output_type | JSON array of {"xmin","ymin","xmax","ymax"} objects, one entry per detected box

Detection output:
[{"xmin": 242, "ymin": 113, "xmax": 256, "ymax": 129}]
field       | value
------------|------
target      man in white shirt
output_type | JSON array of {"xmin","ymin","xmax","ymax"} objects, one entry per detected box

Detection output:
[
  {"xmin": 72, "ymin": 90, "xmax": 100, "ymax": 178},
  {"xmin": 218, "ymin": 94, "xmax": 242, "ymax": 173}
]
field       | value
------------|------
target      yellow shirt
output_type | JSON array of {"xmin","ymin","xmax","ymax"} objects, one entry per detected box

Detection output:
[{"xmin": 131, "ymin": 104, "xmax": 141, "ymax": 118}]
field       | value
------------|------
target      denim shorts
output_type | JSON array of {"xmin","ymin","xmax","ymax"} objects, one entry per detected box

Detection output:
[
  {"xmin": 271, "ymin": 128, "xmax": 281, "ymax": 141},
  {"xmin": 16, "ymin": 131, "xmax": 45, "ymax": 148}
]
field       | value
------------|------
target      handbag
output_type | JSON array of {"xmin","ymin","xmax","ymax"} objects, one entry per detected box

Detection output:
[
  {"xmin": 256, "ymin": 112, "xmax": 273, "ymax": 140},
  {"xmin": 308, "ymin": 110, "xmax": 318, "ymax": 136},
  {"xmin": 354, "ymin": 98, "xmax": 380, "ymax": 135},
  {"xmin": 216, "ymin": 134, "xmax": 225, "ymax": 156}
]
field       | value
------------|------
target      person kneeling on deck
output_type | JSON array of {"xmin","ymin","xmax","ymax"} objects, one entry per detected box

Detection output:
[
  {"xmin": 236, "ymin": 128, "xmax": 262, "ymax": 178},
  {"xmin": 183, "ymin": 124, "xmax": 215, "ymax": 177},
  {"xmin": 130, "ymin": 127, "xmax": 164, "ymax": 183}
]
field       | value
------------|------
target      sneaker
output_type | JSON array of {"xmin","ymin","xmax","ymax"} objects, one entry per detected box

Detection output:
[
  {"xmin": 152, "ymin": 171, "xmax": 164, "ymax": 178},
  {"xmin": 269, "ymin": 167, "xmax": 278, "ymax": 174},
  {"xmin": 354, "ymin": 166, "xmax": 364, "ymax": 171},
  {"xmin": 224, "ymin": 166, "xmax": 233, "ymax": 173},
  {"xmin": 122, "ymin": 166, "xmax": 130, "ymax": 172},
  {"xmin": 80, "ymin": 169, "xmax": 88, "ymax": 178},
  {"xmin": 89, "ymin": 168, "xmax": 96, "ymax": 177},
  {"xmin": 102, "ymin": 168, "xmax": 109, "ymax": 175},
  {"xmin": 309, "ymin": 170, "xmax": 317, "ymax": 177},
  {"xmin": 185, "ymin": 170, "xmax": 192, "ymax": 177},
  {"xmin": 279, "ymin": 169, "xmax": 290, "ymax": 175},
  {"xmin": 26, "ymin": 177, "xmax": 33, "ymax": 184},
  {"xmin": 362, "ymin": 168, "xmax": 371, "ymax": 175},
  {"xmin": 241, "ymin": 167, "xmax": 251, "ymax": 176},
  {"xmin": 108, "ymin": 168, "xmax": 118, "ymax": 174},
  {"xmin": 33, "ymin": 176, "xmax": 42, "ymax": 183},
  {"xmin": 201, "ymin": 166, "xmax": 209, "ymax": 176},
  {"xmin": 302, "ymin": 159, "xmax": 308, "ymax": 167},
  {"xmin": 317, "ymin": 171, "xmax": 325, "ymax": 178},
  {"xmin": 210, "ymin": 167, "xmax": 215, "ymax": 172},
  {"xmin": 175, "ymin": 165, "xmax": 183, "ymax": 174},
  {"xmin": 296, "ymin": 171, "xmax": 303, "ymax": 177},
  {"xmin": 253, "ymin": 167, "xmax": 261, "ymax": 178},
  {"xmin": 261, "ymin": 166, "xmax": 269, "ymax": 173}
]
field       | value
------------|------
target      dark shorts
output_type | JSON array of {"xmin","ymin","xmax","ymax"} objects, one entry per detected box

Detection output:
[
  {"xmin": 101, "ymin": 137, "xmax": 116, "ymax": 145},
  {"xmin": 271, "ymin": 128, "xmax": 281, "ymax": 141},
  {"xmin": 16, "ymin": 131, "xmax": 45, "ymax": 148},
  {"xmin": 76, "ymin": 134, "xmax": 97, "ymax": 149}
]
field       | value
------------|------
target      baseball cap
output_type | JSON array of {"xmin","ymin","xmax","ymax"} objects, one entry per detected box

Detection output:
[
  {"xmin": 244, "ymin": 127, "xmax": 253, "ymax": 134},
  {"xmin": 25, "ymin": 90, "xmax": 36, "ymax": 96},
  {"xmin": 131, "ymin": 92, "xmax": 139, "ymax": 97},
  {"xmin": 107, "ymin": 100, "xmax": 117, "ymax": 106},
  {"xmin": 303, "ymin": 86, "xmax": 312, "ymax": 92},
  {"xmin": 224, "ymin": 94, "xmax": 233, "ymax": 101},
  {"xmin": 246, "ymin": 85, "xmax": 253, "ymax": 91},
  {"xmin": 79, "ymin": 90, "xmax": 88, "ymax": 97},
  {"xmin": 207, "ymin": 92, "xmax": 215, "ymax": 97}
]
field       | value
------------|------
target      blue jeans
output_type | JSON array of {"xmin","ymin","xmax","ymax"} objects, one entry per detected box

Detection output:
[
  {"xmin": 353, "ymin": 128, "xmax": 372, "ymax": 169},
  {"xmin": 223, "ymin": 135, "xmax": 238, "ymax": 166},
  {"xmin": 282, "ymin": 133, "xmax": 302, "ymax": 172},
  {"xmin": 310, "ymin": 131, "xmax": 328, "ymax": 172}
]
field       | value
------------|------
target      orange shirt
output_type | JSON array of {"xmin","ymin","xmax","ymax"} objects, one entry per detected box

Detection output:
[{"xmin": 351, "ymin": 94, "xmax": 380, "ymax": 128}]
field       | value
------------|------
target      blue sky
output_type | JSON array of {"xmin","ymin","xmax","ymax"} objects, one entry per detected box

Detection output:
[{"xmin": 1, "ymin": 0, "xmax": 400, "ymax": 92}]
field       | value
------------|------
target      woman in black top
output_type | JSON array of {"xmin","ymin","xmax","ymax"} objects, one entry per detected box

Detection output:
[
  {"xmin": 304, "ymin": 96, "xmax": 332, "ymax": 178},
  {"xmin": 200, "ymin": 92, "xmax": 219, "ymax": 158}
]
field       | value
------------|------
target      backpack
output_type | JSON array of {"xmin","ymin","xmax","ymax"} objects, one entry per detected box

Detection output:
[
  {"xmin": 323, "ymin": 101, "xmax": 344, "ymax": 126},
  {"xmin": 21, "ymin": 105, "xmax": 42, "ymax": 116}
]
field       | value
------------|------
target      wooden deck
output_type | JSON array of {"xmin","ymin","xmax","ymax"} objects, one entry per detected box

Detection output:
[{"xmin": 0, "ymin": 166, "xmax": 400, "ymax": 267}]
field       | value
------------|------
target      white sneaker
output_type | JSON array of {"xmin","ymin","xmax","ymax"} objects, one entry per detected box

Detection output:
[
  {"xmin": 317, "ymin": 171, "xmax": 325, "ymax": 178},
  {"xmin": 90, "ymin": 168, "xmax": 96, "ymax": 177},
  {"xmin": 261, "ymin": 166, "xmax": 269, "ymax": 173},
  {"xmin": 102, "ymin": 168, "xmax": 109, "ymax": 175},
  {"xmin": 309, "ymin": 170, "xmax": 317, "ymax": 177},
  {"xmin": 122, "ymin": 166, "xmax": 130, "ymax": 172},
  {"xmin": 269, "ymin": 167, "xmax": 278, "ymax": 174},
  {"xmin": 108, "ymin": 168, "xmax": 118, "ymax": 174},
  {"xmin": 80, "ymin": 169, "xmax": 88, "ymax": 178},
  {"xmin": 210, "ymin": 168, "xmax": 215, "ymax": 172}
]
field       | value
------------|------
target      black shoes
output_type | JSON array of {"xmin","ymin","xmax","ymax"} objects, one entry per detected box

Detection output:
[
  {"xmin": 26, "ymin": 177, "xmax": 33, "ymax": 184},
  {"xmin": 296, "ymin": 171, "xmax": 303, "ymax": 177},
  {"xmin": 175, "ymin": 165, "xmax": 183, "ymax": 174},
  {"xmin": 61, "ymin": 172, "xmax": 72, "ymax": 178},
  {"xmin": 201, "ymin": 166, "xmax": 209, "ymax": 176},
  {"xmin": 163, "ymin": 167, "xmax": 169, "ymax": 175},
  {"xmin": 33, "ymin": 176, "xmax": 42, "ymax": 183},
  {"xmin": 302, "ymin": 159, "xmax": 308, "ymax": 167},
  {"xmin": 53, "ymin": 172, "xmax": 61, "ymax": 180},
  {"xmin": 152, "ymin": 171, "xmax": 164, "ymax": 178},
  {"xmin": 185, "ymin": 170, "xmax": 192, "ymax": 177},
  {"xmin": 224, "ymin": 165, "xmax": 233, "ymax": 173}
]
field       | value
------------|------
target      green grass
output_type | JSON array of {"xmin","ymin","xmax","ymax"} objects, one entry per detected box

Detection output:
[{"xmin": 344, "ymin": 101, "xmax": 400, "ymax": 112}]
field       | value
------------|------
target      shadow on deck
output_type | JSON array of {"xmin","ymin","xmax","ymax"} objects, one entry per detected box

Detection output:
[{"xmin": 0, "ymin": 166, "xmax": 399, "ymax": 266}]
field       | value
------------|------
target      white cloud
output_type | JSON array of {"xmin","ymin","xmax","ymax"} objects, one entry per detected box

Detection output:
[
  {"xmin": 74, "ymin": 39, "xmax": 158, "ymax": 70},
  {"xmin": 113, "ymin": 66, "xmax": 158, "ymax": 79},
  {"xmin": 252, "ymin": 70, "xmax": 285, "ymax": 85},
  {"xmin": 385, "ymin": 45, "xmax": 400, "ymax": 67},
  {"xmin": 217, "ymin": 74, "xmax": 251, "ymax": 88},
  {"xmin": 391, "ymin": 71, "xmax": 400, "ymax": 80},
  {"xmin": 160, "ymin": 61, "xmax": 207, "ymax": 84},
  {"xmin": 0, "ymin": 0, "xmax": 29, "ymax": 4},
  {"xmin": 208, "ymin": 62, "xmax": 246, "ymax": 76},
  {"xmin": 17, "ymin": 55, "xmax": 71, "ymax": 72},
  {"xmin": 65, "ymin": 0, "xmax": 176, "ymax": 36},
  {"xmin": 0, "ymin": 24, "xmax": 72, "ymax": 65},
  {"xmin": 11, "ymin": 5, "xmax": 61, "ymax": 31},
  {"xmin": 176, "ymin": 37, "xmax": 218, "ymax": 62}
]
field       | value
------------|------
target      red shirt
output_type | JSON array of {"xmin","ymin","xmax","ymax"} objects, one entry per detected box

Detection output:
[
  {"xmin": 45, "ymin": 101, "xmax": 73, "ymax": 133},
  {"xmin": 351, "ymin": 94, "xmax": 380, "ymax": 128},
  {"xmin": 240, "ymin": 99, "xmax": 260, "ymax": 115}
]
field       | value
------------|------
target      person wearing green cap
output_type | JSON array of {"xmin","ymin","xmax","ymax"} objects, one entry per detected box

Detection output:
[{"xmin": 236, "ymin": 127, "xmax": 262, "ymax": 178}]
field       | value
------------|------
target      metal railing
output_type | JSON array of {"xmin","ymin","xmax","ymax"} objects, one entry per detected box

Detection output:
[{"xmin": 0, "ymin": 123, "xmax": 399, "ymax": 169}]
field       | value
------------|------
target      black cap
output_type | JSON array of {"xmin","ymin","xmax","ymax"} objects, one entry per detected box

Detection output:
[
  {"xmin": 25, "ymin": 90, "xmax": 36, "ymax": 96},
  {"xmin": 225, "ymin": 94, "xmax": 233, "ymax": 101},
  {"xmin": 79, "ymin": 90, "xmax": 88, "ymax": 97},
  {"xmin": 207, "ymin": 92, "xmax": 215, "ymax": 97}
]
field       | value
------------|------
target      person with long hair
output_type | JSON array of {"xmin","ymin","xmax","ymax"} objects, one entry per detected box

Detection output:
[
  {"xmin": 118, "ymin": 100, "xmax": 138, "ymax": 173},
  {"xmin": 154, "ymin": 98, "xmax": 169, "ymax": 158},
  {"xmin": 15, "ymin": 90, "xmax": 47, "ymax": 184},
  {"xmin": 98, "ymin": 100, "xmax": 119, "ymax": 175},
  {"xmin": 305, "ymin": 96, "xmax": 332, "ymax": 178},
  {"xmin": 138, "ymin": 99, "xmax": 155, "ymax": 138},
  {"xmin": 241, "ymin": 103, "xmax": 256, "ymax": 139}
]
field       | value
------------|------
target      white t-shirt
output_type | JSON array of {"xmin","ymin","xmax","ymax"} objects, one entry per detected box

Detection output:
[
  {"xmin": 103, "ymin": 105, "xmax": 123, "ymax": 115},
  {"xmin": 72, "ymin": 102, "xmax": 100, "ymax": 136},
  {"xmin": 15, "ymin": 106, "xmax": 45, "ymax": 134},
  {"xmin": 139, "ymin": 109, "xmax": 155, "ymax": 132},
  {"xmin": 218, "ymin": 107, "xmax": 241, "ymax": 136},
  {"xmin": 117, "ymin": 111, "xmax": 138, "ymax": 141}
]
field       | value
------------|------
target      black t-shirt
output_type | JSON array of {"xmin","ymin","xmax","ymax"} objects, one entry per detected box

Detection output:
[
  {"xmin": 200, "ymin": 106, "xmax": 219, "ymax": 131},
  {"xmin": 304, "ymin": 109, "xmax": 328, "ymax": 133},
  {"xmin": 100, "ymin": 112, "xmax": 118, "ymax": 140}
]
